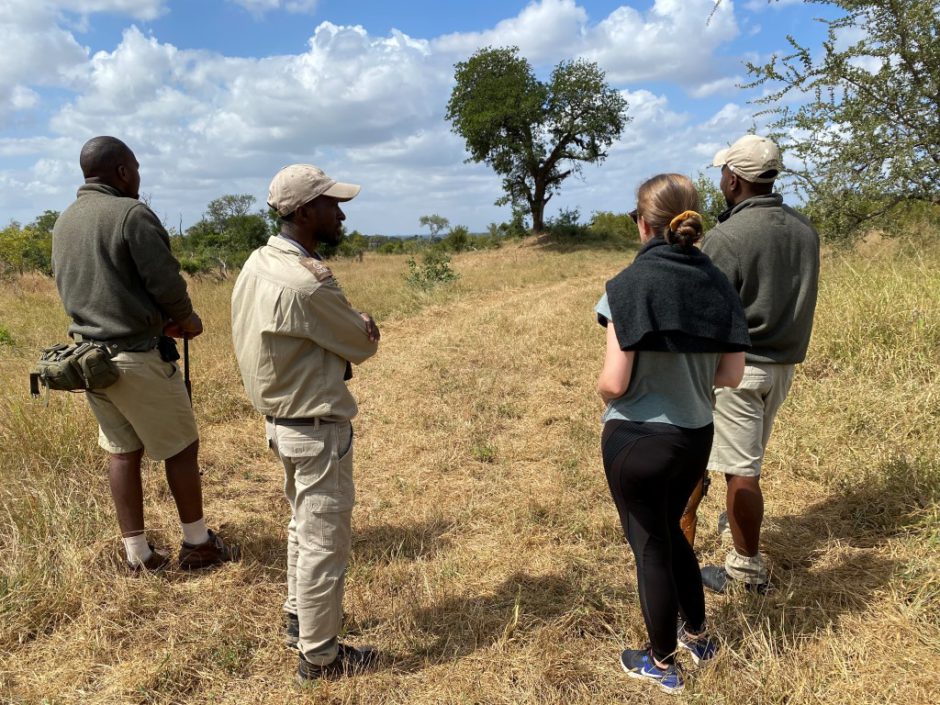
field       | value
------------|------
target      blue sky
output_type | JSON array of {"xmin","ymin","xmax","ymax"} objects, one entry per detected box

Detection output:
[{"xmin": 0, "ymin": 0, "xmax": 838, "ymax": 235}]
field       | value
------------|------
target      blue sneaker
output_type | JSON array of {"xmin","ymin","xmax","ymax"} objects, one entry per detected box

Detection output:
[
  {"xmin": 620, "ymin": 648, "xmax": 684, "ymax": 694},
  {"xmin": 677, "ymin": 623, "xmax": 719, "ymax": 665}
]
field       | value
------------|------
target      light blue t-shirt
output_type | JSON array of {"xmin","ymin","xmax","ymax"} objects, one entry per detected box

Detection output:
[{"xmin": 596, "ymin": 293, "xmax": 719, "ymax": 429}]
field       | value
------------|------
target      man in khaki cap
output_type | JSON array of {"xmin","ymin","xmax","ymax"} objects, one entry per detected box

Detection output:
[
  {"xmin": 698, "ymin": 135, "xmax": 820, "ymax": 593},
  {"xmin": 231, "ymin": 164, "xmax": 380, "ymax": 681}
]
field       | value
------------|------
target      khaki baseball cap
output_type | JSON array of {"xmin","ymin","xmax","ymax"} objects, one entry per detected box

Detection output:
[
  {"xmin": 267, "ymin": 164, "xmax": 360, "ymax": 216},
  {"xmin": 712, "ymin": 135, "xmax": 783, "ymax": 183}
]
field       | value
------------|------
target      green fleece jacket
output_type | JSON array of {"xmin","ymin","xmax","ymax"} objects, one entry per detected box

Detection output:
[
  {"xmin": 701, "ymin": 193, "xmax": 820, "ymax": 365},
  {"xmin": 52, "ymin": 184, "xmax": 193, "ymax": 342}
]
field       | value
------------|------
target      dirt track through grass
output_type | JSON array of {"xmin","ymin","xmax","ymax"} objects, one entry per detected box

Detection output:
[{"xmin": 1, "ymin": 243, "xmax": 938, "ymax": 704}]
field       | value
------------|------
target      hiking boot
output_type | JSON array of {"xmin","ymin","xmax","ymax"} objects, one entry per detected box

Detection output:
[
  {"xmin": 677, "ymin": 622, "xmax": 719, "ymax": 665},
  {"xmin": 178, "ymin": 529, "xmax": 239, "ymax": 570},
  {"xmin": 620, "ymin": 648, "xmax": 684, "ymax": 695},
  {"xmin": 127, "ymin": 544, "xmax": 170, "ymax": 575},
  {"xmin": 295, "ymin": 643, "xmax": 378, "ymax": 683},
  {"xmin": 701, "ymin": 565, "xmax": 770, "ymax": 594},
  {"xmin": 285, "ymin": 612, "xmax": 299, "ymax": 650}
]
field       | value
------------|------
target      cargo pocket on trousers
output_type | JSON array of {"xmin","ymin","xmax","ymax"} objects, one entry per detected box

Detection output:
[
  {"xmin": 307, "ymin": 513, "xmax": 337, "ymax": 552},
  {"xmin": 281, "ymin": 426, "xmax": 340, "ymax": 508}
]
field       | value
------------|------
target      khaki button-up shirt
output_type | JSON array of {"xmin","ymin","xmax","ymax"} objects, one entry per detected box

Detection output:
[{"xmin": 231, "ymin": 236, "xmax": 377, "ymax": 421}]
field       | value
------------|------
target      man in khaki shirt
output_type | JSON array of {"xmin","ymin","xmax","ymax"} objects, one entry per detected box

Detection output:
[{"xmin": 231, "ymin": 164, "xmax": 380, "ymax": 682}]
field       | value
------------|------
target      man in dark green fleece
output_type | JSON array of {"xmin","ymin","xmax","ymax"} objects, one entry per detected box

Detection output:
[
  {"xmin": 52, "ymin": 136, "xmax": 236, "ymax": 573},
  {"xmin": 698, "ymin": 135, "xmax": 820, "ymax": 593}
]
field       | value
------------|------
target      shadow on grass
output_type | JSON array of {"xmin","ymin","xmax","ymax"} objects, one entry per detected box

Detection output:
[
  {"xmin": 713, "ymin": 455, "xmax": 937, "ymax": 646},
  {"xmin": 386, "ymin": 563, "xmax": 633, "ymax": 671},
  {"xmin": 405, "ymin": 572, "xmax": 572, "ymax": 665},
  {"xmin": 353, "ymin": 518, "xmax": 454, "ymax": 565}
]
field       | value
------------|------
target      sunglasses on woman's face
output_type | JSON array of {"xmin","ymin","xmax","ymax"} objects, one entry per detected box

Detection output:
[{"xmin": 629, "ymin": 209, "xmax": 639, "ymax": 224}]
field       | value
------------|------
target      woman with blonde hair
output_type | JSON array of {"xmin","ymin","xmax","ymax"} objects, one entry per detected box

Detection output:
[{"xmin": 596, "ymin": 173, "xmax": 749, "ymax": 694}]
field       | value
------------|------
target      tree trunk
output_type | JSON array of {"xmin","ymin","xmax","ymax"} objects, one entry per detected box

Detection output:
[
  {"xmin": 530, "ymin": 179, "xmax": 547, "ymax": 234},
  {"xmin": 530, "ymin": 201, "xmax": 545, "ymax": 234}
]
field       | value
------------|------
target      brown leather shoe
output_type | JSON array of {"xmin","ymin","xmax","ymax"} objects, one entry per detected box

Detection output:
[
  {"xmin": 126, "ymin": 544, "xmax": 171, "ymax": 575},
  {"xmin": 178, "ymin": 529, "xmax": 239, "ymax": 570}
]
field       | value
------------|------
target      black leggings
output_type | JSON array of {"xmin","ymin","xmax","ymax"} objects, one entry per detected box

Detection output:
[{"xmin": 602, "ymin": 419, "xmax": 713, "ymax": 664}]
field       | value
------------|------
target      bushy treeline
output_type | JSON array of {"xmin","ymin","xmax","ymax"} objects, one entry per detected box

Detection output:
[
  {"xmin": 0, "ymin": 211, "xmax": 58, "ymax": 276},
  {"xmin": 0, "ymin": 193, "xmax": 643, "ymax": 278},
  {"xmin": 17, "ymin": 182, "xmax": 869, "ymax": 278},
  {"xmin": 9, "ymin": 181, "xmax": 936, "ymax": 280},
  {"xmin": 0, "ymin": 177, "xmax": 731, "ymax": 279}
]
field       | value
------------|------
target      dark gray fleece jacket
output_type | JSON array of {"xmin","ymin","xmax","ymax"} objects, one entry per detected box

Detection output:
[
  {"xmin": 52, "ymin": 184, "xmax": 193, "ymax": 343},
  {"xmin": 701, "ymin": 193, "xmax": 820, "ymax": 365}
]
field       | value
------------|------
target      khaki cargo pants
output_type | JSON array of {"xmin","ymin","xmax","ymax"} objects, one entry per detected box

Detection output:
[{"xmin": 266, "ymin": 419, "xmax": 355, "ymax": 665}]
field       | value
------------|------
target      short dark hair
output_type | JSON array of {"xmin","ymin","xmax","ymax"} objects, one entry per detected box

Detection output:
[
  {"xmin": 751, "ymin": 172, "xmax": 776, "ymax": 195},
  {"xmin": 80, "ymin": 136, "xmax": 132, "ymax": 179}
]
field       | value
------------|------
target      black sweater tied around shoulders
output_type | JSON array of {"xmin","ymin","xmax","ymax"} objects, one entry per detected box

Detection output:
[{"xmin": 600, "ymin": 237, "xmax": 750, "ymax": 353}]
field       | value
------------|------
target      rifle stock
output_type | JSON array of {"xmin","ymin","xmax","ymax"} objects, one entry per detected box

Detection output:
[{"xmin": 680, "ymin": 474, "xmax": 710, "ymax": 547}]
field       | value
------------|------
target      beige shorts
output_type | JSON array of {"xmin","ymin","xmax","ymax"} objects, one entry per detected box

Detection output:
[
  {"xmin": 85, "ymin": 349, "xmax": 198, "ymax": 461},
  {"xmin": 707, "ymin": 363, "xmax": 795, "ymax": 478}
]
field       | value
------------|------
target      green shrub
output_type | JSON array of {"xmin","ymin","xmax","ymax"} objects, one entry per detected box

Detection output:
[
  {"xmin": 441, "ymin": 225, "xmax": 470, "ymax": 252},
  {"xmin": 0, "ymin": 220, "xmax": 54, "ymax": 276},
  {"xmin": 545, "ymin": 208, "xmax": 590, "ymax": 239},
  {"xmin": 405, "ymin": 248, "xmax": 459, "ymax": 290},
  {"xmin": 545, "ymin": 208, "xmax": 636, "ymax": 247},
  {"xmin": 587, "ymin": 210, "xmax": 637, "ymax": 243},
  {"xmin": 178, "ymin": 255, "xmax": 215, "ymax": 275}
]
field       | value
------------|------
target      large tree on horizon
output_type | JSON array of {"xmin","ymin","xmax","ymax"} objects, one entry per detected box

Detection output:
[
  {"xmin": 446, "ymin": 46, "xmax": 629, "ymax": 234},
  {"xmin": 746, "ymin": 0, "xmax": 940, "ymax": 242}
]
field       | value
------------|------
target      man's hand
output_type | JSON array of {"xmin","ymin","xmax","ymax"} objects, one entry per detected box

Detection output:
[
  {"xmin": 360, "ymin": 312, "xmax": 380, "ymax": 343},
  {"xmin": 164, "ymin": 312, "xmax": 204, "ymax": 339}
]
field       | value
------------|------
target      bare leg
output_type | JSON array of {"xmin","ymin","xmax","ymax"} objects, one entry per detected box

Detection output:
[
  {"xmin": 725, "ymin": 474, "xmax": 763, "ymax": 556},
  {"xmin": 164, "ymin": 439, "xmax": 204, "ymax": 524},
  {"xmin": 109, "ymin": 449, "xmax": 146, "ymax": 537}
]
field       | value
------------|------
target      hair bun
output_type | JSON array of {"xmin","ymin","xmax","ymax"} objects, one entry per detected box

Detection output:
[{"xmin": 668, "ymin": 210, "xmax": 701, "ymax": 232}]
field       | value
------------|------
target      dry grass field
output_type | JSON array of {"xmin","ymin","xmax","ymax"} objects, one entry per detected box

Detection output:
[{"xmin": 1, "ymin": 239, "xmax": 938, "ymax": 704}]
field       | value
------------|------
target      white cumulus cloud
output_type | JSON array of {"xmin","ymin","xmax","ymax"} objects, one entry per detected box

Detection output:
[
  {"xmin": 0, "ymin": 0, "xmax": 788, "ymax": 233},
  {"xmin": 581, "ymin": 0, "xmax": 739, "ymax": 84},
  {"xmin": 434, "ymin": 0, "xmax": 587, "ymax": 63},
  {"xmin": 228, "ymin": 0, "xmax": 320, "ymax": 15}
]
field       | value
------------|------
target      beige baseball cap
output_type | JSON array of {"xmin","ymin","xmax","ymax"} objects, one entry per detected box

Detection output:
[
  {"xmin": 267, "ymin": 164, "xmax": 360, "ymax": 216},
  {"xmin": 712, "ymin": 135, "xmax": 783, "ymax": 183}
]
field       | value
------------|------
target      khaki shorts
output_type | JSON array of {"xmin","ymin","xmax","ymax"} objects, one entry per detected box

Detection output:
[
  {"xmin": 707, "ymin": 363, "xmax": 795, "ymax": 478},
  {"xmin": 85, "ymin": 349, "xmax": 198, "ymax": 461}
]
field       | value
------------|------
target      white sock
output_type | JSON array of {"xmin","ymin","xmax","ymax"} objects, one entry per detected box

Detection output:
[
  {"xmin": 181, "ymin": 517, "xmax": 210, "ymax": 546},
  {"xmin": 123, "ymin": 533, "xmax": 152, "ymax": 566}
]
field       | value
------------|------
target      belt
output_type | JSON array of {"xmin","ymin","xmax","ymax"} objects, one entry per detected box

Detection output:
[
  {"xmin": 265, "ymin": 415, "xmax": 334, "ymax": 427},
  {"xmin": 73, "ymin": 334, "xmax": 160, "ymax": 354}
]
